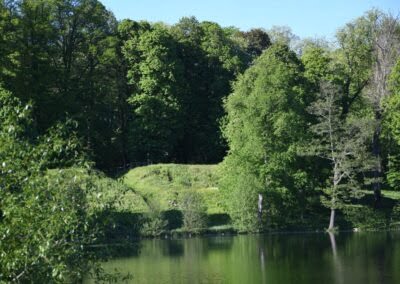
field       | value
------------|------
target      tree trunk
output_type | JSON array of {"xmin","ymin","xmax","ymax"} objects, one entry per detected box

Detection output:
[
  {"xmin": 328, "ymin": 208, "xmax": 335, "ymax": 231},
  {"xmin": 257, "ymin": 193, "xmax": 263, "ymax": 223},
  {"xmin": 372, "ymin": 114, "xmax": 382, "ymax": 208},
  {"xmin": 330, "ymin": 167, "xmax": 339, "ymax": 231}
]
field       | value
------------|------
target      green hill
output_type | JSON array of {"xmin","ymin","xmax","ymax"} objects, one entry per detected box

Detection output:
[{"xmin": 122, "ymin": 164, "xmax": 225, "ymax": 214}]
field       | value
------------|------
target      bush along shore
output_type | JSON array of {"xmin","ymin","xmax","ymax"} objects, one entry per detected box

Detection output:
[{"xmin": 101, "ymin": 164, "xmax": 400, "ymax": 240}]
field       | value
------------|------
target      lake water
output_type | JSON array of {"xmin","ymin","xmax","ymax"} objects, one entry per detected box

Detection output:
[{"xmin": 86, "ymin": 232, "xmax": 400, "ymax": 284}]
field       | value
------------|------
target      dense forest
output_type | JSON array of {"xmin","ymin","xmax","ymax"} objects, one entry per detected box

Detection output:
[{"xmin": 1, "ymin": 0, "xmax": 400, "ymax": 281}]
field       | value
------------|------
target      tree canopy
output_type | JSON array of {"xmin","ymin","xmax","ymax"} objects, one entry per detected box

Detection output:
[{"xmin": 1, "ymin": 1, "xmax": 400, "ymax": 280}]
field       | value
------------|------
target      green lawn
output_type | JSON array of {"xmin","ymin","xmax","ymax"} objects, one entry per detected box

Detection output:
[{"xmin": 122, "ymin": 164, "xmax": 225, "ymax": 214}]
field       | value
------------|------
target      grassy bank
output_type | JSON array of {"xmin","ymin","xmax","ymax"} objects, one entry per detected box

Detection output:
[
  {"xmin": 123, "ymin": 164, "xmax": 224, "ymax": 214},
  {"xmin": 338, "ymin": 190, "xmax": 400, "ymax": 231},
  {"xmin": 97, "ymin": 164, "xmax": 400, "ymax": 238},
  {"xmin": 105, "ymin": 164, "xmax": 231, "ymax": 238}
]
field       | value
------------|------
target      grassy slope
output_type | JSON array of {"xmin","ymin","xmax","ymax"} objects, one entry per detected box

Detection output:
[
  {"xmin": 122, "ymin": 164, "xmax": 224, "ymax": 214},
  {"xmin": 49, "ymin": 166, "xmax": 400, "ymax": 232},
  {"xmin": 121, "ymin": 164, "xmax": 400, "ymax": 228},
  {"xmin": 46, "ymin": 168, "xmax": 149, "ymax": 213},
  {"xmin": 109, "ymin": 162, "xmax": 400, "ymax": 230}
]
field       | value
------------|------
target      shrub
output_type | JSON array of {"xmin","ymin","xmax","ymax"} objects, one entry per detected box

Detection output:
[
  {"xmin": 0, "ymin": 168, "xmax": 119, "ymax": 282},
  {"xmin": 390, "ymin": 202, "xmax": 400, "ymax": 228},
  {"xmin": 342, "ymin": 205, "xmax": 388, "ymax": 230},
  {"xmin": 140, "ymin": 217, "xmax": 168, "ymax": 237},
  {"xmin": 180, "ymin": 191, "xmax": 207, "ymax": 232},
  {"xmin": 140, "ymin": 201, "xmax": 167, "ymax": 237}
]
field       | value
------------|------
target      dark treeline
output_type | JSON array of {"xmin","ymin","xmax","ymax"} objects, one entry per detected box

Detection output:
[
  {"xmin": 0, "ymin": 0, "xmax": 271, "ymax": 171},
  {"xmin": 1, "ymin": 0, "xmax": 400, "ymax": 281}
]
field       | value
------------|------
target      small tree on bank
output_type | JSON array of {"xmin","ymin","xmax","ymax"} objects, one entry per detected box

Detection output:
[
  {"xmin": 180, "ymin": 191, "xmax": 207, "ymax": 232},
  {"xmin": 305, "ymin": 83, "xmax": 376, "ymax": 230}
]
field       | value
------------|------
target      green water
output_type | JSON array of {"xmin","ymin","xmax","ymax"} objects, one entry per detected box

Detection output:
[{"xmin": 86, "ymin": 232, "xmax": 400, "ymax": 284}]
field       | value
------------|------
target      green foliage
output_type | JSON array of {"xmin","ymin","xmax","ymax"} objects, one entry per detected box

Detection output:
[
  {"xmin": 0, "ymin": 87, "xmax": 123, "ymax": 282},
  {"xmin": 170, "ymin": 17, "xmax": 247, "ymax": 163},
  {"xmin": 240, "ymin": 28, "xmax": 271, "ymax": 59},
  {"xmin": 304, "ymin": 82, "xmax": 377, "ymax": 229},
  {"xmin": 1, "ymin": 4, "xmax": 400, "ymax": 278},
  {"xmin": 390, "ymin": 202, "xmax": 400, "ymax": 227},
  {"xmin": 140, "ymin": 200, "xmax": 168, "ymax": 237},
  {"xmin": 221, "ymin": 43, "xmax": 312, "ymax": 231},
  {"xmin": 0, "ymin": 85, "xmax": 33, "ymax": 137},
  {"xmin": 219, "ymin": 166, "xmax": 261, "ymax": 232},
  {"xmin": 0, "ymin": 1, "xmax": 19, "ymax": 81},
  {"xmin": 1, "ymin": 0, "xmax": 125, "ymax": 170},
  {"xmin": 180, "ymin": 190, "xmax": 208, "ymax": 232},
  {"xmin": 301, "ymin": 43, "xmax": 331, "ymax": 85},
  {"xmin": 342, "ymin": 205, "xmax": 388, "ymax": 230},
  {"xmin": 123, "ymin": 23, "xmax": 185, "ymax": 162},
  {"xmin": 334, "ymin": 12, "xmax": 374, "ymax": 115},
  {"xmin": 1, "ymin": 2, "xmax": 266, "ymax": 169},
  {"xmin": 2, "ymin": 165, "xmax": 136, "ymax": 282},
  {"xmin": 384, "ymin": 59, "xmax": 400, "ymax": 188},
  {"xmin": 140, "ymin": 218, "xmax": 167, "ymax": 237},
  {"xmin": 385, "ymin": 61, "xmax": 400, "ymax": 144}
]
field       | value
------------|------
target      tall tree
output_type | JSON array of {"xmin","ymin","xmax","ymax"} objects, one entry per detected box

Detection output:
[
  {"xmin": 221, "ymin": 44, "xmax": 311, "ymax": 231},
  {"xmin": 171, "ymin": 17, "xmax": 246, "ymax": 163},
  {"xmin": 0, "ymin": 0, "xmax": 20, "ymax": 84},
  {"xmin": 267, "ymin": 25, "xmax": 299, "ymax": 50},
  {"xmin": 48, "ymin": 0, "xmax": 121, "ymax": 169},
  {"xmin": 122, "ymin": 22, "xmax": 185, "ymax": 162},
  {"xmin": 383, "ymin": 59, "xmax": 400, "ymax": 189},
  {"xmin": 364, "ymin": 11, "xmax": 400, "ymax": 205},
  {"xmin": 305, "ymin": 83, "xmax": 375, "ymax": 230},
  {"xmin": 11, "ymin": 0, "xmax": 57, "ymax": 121},
  {"xmin": 334, "ymin": 13, "xmax": 374, "ymax": 117},
  {"xmin": 241, "ymin": 28, "xmax": 271, "ymax": 60},
  {"xmin": 301, "ymin": 42, "xmax": 332, "ymax": 86},
  {"xmin": 1, "ymin": 0, "xmax": 125, "ymax": 170}
]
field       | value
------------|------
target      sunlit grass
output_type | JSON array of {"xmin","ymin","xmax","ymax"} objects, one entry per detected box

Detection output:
[{"xmin": 122, "ymin": 164, "xmax": 225, "ymax": 214}]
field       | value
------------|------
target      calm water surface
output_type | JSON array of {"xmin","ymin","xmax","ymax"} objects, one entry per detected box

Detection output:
[{"xmin": 86, "ymin": 232, "xmax": 400, "ymax": 284}]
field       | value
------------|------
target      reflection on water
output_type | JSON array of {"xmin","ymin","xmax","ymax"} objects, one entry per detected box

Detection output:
[
  {"xmin": 329, "ymin": 232, "xmax": 344, "ymax": 284},
  {"xmin": 85, "ymin": 232, "xmax": 400, "ymax": 284}
]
